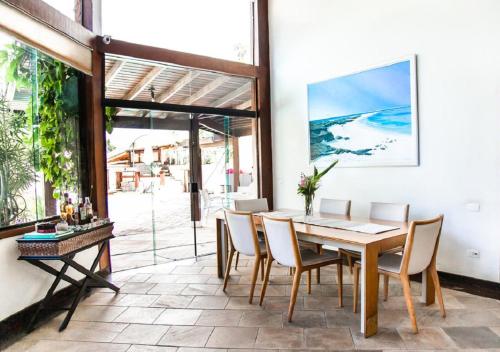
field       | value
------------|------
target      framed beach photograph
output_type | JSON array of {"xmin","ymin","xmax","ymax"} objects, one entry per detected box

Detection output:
[{"xmin": 307, "ymin": 55, "xmax": 419, "ymax": 167}]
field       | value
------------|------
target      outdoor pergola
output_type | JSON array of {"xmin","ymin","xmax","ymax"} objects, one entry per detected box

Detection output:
[{"xmin": 104, "ymin": 54, "xmax": 255, "ymax": 137}]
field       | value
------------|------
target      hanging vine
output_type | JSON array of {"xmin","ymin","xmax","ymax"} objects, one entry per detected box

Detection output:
[{"xmin": 0, "ymin": 42, "xmax": 80, "ymax": 199}]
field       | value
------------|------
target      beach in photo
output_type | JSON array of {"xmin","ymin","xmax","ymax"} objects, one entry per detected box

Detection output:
[{"xmin": 307, "ymin": 58, "xmax": 418, "ymax": 167}]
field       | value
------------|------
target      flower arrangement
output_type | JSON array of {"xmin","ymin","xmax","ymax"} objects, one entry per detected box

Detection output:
[{"xmin": 297, "ymin": 160, "xmax": 338, "ymax": 216}]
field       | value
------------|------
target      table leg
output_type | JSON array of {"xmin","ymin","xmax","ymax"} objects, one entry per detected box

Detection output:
[
  {"xmin": 62, "ymin": 257, "xmax": 120, "ymax": 292},
  {"xmin": 421, "ymin": 267, "xmax": 435, "ymax": 305},
  {"xmin": 26, "ymin": 260, "xmax": 72, "ymax": 332},
  {"xmin": 361, "ymin": 243, "xmax": 380, "ymax": 337},
  {"xmin": 26, "ymin": 259, "xmax": 81, "ymax": 288},
  {"xmin": 59, "ymin": 243, "xmax": 110, "ymax": 331},
  {"xmin": 216, "ymin": 218, "xmax": 227, "ymax": 278}
]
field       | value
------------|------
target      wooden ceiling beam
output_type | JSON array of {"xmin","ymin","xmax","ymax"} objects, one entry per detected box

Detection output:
[
  {"xmin": 105, "ymin": 59, "xmax": 126, "ymax": 86},
  {"xmin": 122, "ymin": 66, "xmax": 164, "ymax": 100},
  {"xmin": 212, "ymin": 81, "xmax": 252, "ymax": 108},
  {"xmin": 158, "ymin": 70, "xmax": 200, "ymax": 103},
  {"xmin": 96, "ymin": 37, "xmax": 259, "ymax": 78},
  {"xmin": 182, "ymin": 75, "xmax": 230, "ymax": 106},
  {"xmin": 234, "ymin": 99, "xmax": 252, "ymax": 110},
  {"xmin": 163, "ymin": 75, "xmax": 230, "ymax": 118}
]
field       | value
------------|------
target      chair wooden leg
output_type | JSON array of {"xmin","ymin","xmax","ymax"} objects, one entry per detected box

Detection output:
[
  {"xmin": 383, "ymin": 274, "xmax": 389, "ymax": 301},
  {"xmin": 223, "ymin": 249, "xmax": 235, "ymax": 291},
  {"xmin": 430, "ymin": 266, "xmax": 446, "ymax": 317},
  {"xmin": 259, "ymin": 258, "xmax": 274, "ymax": 306},
  {"xmin": 346, "ymin": 253, "xmax": 353, "ymax": 274},
  {"xmin": 260, "ymin": 257, "xmax": 265, "ymax": 281},
  {"xmin": 316, "ymin": 244, "xmax": 322, "ymax": 284},
  {"xmin": 401, "ymin": 274, "xmax": 418, "ymax": 333},
  {"xmin": 353, "ymin": 264, "xmax": 360, "ymax": 313},
  {"xmin": 336, "ymin": 263, "xmax": 343, "ymax": 308},
  {"xmin": 248, "ymin": 255, "xmax": 261, "ymax": 304},
  {"xmin": 235, "ymin": 252, "xmax": 240, "ymax": 270},
  {"xmin": 288, "ymin": 268, "xmax": 302, "ymax": 322},
  {"xmin": 307, "ymin": 270, "xmax": 312, "ymax": 294},
  {"xmin": 289, "ymin": 267, "xmax": 293, "ymax": 276}
]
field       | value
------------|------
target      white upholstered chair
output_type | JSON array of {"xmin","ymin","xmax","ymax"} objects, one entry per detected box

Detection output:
[
  {"xmin": 319, "ymin": 198, "xmax": 351, "ymax": 216},
  {"xmin": 234, "ymin": 198, "xmax": 269, "ymax": 212},
  {"xmin": 341, "ymin": 202, "xmax": 410, "ymax": 273},
  {"xmin": 232, "ymin": 198, "xmax": 269, "ymax": 270},
  {"xmin": 260, "ymin": 216, "xmax": 344, "ymax": 321},
  {"xmin": 316, "ymin": 198, "xmax": 352, "ymax": 283},
  {"xmin": 223, "ymin": 209, "xmax": 267, "ymax": 303},
  {"xmin": 370, "ymin": 202, "xmax": 410, "ymax": 222},
  {"xmin": 353, "ymin": 215, "xmax": 445, "ymax": 333}
]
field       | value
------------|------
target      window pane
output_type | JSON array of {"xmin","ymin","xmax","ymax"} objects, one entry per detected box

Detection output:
[
  {"xmin": 0, "ymin": 31, "xmax": 82, "ymax": 228},
  {"xmin": 41, "ymin": 0, "xmax": 77, "ymax": 21},
  {"xmin": 102, "ymin": 0, "xmax": 254, "ymax": 64}
]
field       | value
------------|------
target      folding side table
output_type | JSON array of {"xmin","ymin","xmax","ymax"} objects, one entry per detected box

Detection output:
[{"xmin": 17, "ymin": 223, "xmax": 119, "ymax": 332}]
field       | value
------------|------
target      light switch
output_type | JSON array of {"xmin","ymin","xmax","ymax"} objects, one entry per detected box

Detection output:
[{"xmin": 466, "ymin": 202, "xmax": 480, "ymax": 212}]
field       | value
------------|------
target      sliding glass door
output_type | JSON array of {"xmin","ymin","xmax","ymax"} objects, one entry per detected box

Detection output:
[
  {"xmin": 107, "ymin": 107, "xmax": 194, "ymax": 271},
  {"xmin": 102, "ymin": 51, "xmax": 257, "ymax": 271}
]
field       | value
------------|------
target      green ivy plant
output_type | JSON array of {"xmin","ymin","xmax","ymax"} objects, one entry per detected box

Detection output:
[
  {"xmin": 0, "ymin": 42, "xmax": 80, "ymax": 198},
  {"xmin": 105, "ymin": 106, "xmax": 116, "ymax": 133}
]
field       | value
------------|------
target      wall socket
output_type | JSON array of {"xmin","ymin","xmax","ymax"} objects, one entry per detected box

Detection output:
[{"xmin": 467, "ymin": 249, "xmax": 480, "ymax": 258}]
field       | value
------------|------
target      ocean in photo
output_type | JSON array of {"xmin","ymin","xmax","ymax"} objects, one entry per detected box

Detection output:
[{"xmin": 309, "ymin": 106, "xmax": 412, "ymax": 161}]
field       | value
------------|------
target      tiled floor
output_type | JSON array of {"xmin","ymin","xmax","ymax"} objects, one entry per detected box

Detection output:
[{"xmin": 5, "ymin": 254, "xmax": 500, "ymax": 351}]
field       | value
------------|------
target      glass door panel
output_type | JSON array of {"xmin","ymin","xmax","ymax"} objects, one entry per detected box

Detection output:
[
  {"xmin": 106, "ymin": 107, "xmax": 193, "ymax": 271},
  {"xmin": 198, "ymin": 114, "xmax": 258, "ymax": 230}
]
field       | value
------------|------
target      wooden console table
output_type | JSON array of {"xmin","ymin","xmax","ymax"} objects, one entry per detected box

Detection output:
[{"xmin": 17, "ymin": 223, "xmax": 119, "ymax": 332}]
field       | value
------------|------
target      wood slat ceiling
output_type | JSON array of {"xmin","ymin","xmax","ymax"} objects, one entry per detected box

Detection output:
[{"xmin": 104, "ymin": 55, "xmax": 253, "ymax": 110}]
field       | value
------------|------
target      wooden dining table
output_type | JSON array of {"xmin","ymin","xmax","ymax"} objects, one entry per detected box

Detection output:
[{"xmin": 214, "ymin": 209, "xmax": 437, "ymax": 337}]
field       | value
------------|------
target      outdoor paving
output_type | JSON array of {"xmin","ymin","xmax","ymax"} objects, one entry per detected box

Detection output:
[
  {"xmin": 108, "ymin": 177, "xmax": 218, "ymax": 272},
  {"xmin": 6, "ymin": 253, "xmax": 500, "ymax": 351}
]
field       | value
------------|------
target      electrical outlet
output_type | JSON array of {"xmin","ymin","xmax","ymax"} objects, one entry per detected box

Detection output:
[{"xmin": 467, "ymin": 249, "xmax": 480, "ymax": 258}]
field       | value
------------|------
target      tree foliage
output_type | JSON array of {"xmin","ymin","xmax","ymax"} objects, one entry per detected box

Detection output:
[{"xmin": 0, "ymin": 95, "xmax": 35, "ymax": 226}]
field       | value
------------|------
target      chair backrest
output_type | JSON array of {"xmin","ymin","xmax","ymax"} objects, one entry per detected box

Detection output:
[
  {"xmin": 201, "ymin": 189, "xmax": 210, "ymax": 205},
  {"xmin": 370, "ymin": 202, "xmax": 409, "ymax": 222},
  {"xmin": 234, "ymin": 198, "xmax": 269, "ymax": 212},
  {"xmin": 319, "ymin": 198, "xmax": 351, "ymax": 216},
  {"xmin": 224, "ymin": 210, "xmax": 260, "ymax": 256},
  {"xmin": 401, "ymin": 215, "xmax": 444, "ymax": 275},
  {"xmin": 261, "ymin": 217, "xmax": 300, "ymax": 267}
]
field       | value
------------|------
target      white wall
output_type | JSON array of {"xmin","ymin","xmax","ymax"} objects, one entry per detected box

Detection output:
[
  {"xmin": 269, "ymin": 0, "xmax": 500, "ymax": 282},
  {"xmin": 0, "ymin": 237, "xmax": 96, "ymax": 321}
]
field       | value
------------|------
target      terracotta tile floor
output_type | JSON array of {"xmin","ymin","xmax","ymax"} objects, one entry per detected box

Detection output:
[{"xmin": 6, "ymin": 254, "xmax": 500, "ymax": 351}]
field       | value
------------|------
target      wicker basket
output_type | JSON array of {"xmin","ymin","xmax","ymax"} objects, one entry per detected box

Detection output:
[{"xmin": 18, "ymin": 225, "xmax": 113, "ymax": 257}]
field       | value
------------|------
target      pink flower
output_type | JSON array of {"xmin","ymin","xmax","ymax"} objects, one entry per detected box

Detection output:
[{"xmin": 299, "ymin": 175, "xmax": 306, "ymax": 187}]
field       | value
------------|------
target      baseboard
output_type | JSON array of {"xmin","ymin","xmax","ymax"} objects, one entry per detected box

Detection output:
[
  {"xmin": 437, "ymin": 271, "xmax": 500, "ymax": 300},
  {"xmin": 0, "ymin": 270, "xmax": 109, "ymax": 350},
  {"xmin": 410, "ymin": 271, "xmax": 500, "ymax": 300}
]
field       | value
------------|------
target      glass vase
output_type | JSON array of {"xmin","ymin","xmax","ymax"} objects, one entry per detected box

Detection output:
[{"xmin": 304, "ymin": 194, "xmax": 314, "ymax": 217}]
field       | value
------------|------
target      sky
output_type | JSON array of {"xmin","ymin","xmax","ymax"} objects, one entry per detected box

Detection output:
[
  {"xmin": 42, "ymin": 0, "xmax": 253, "ymax": 62},
  {"xmin": 308, "ymin": 60, "xmax": 411, "ymax": 120},
  {"xmin": 101, "ymin": 0, "xmax": 253, "ymax": 63}
]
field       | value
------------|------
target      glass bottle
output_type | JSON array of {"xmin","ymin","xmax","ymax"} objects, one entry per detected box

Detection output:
[
  {"xmin": 66, "ymin": 198, "xmax": 74, "ymax": 225},
  {"xmin": 78, "ymin": 197, "xmax": 86, "ymax": 223},
  {"xmin": 84, "ymin": 197, "xmax": 93, "ymax": 220}
]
